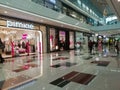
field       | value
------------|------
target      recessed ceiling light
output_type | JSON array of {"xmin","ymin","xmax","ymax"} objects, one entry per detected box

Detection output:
[{"xmin": 118, "ymin": 0, "xmax": 120, "ymax": 2}]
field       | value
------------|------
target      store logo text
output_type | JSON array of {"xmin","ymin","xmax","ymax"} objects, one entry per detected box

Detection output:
[{"xmin": 7, "ymin": 20, "xmax": 34, "ymax": 29}]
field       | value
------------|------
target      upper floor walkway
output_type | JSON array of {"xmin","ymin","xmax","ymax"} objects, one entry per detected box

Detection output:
[{"xmin": 0, "ymin": 0, "xmax": 120, "ymax": 34}]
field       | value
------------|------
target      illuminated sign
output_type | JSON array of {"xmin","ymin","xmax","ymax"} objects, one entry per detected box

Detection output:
[{"xmin": 7, "ymin": 20, "xmax": 34, "ymax": 29}]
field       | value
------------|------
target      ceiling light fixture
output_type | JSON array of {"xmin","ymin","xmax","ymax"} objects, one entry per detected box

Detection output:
[{"xmin": 118, "ymin": 0, "xmax": 120, "ymax": 2}]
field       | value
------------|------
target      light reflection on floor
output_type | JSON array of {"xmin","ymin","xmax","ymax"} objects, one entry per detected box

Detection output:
[{"xmin": 0, "ymin": 50, "xmax": 120, "ymax": 90}]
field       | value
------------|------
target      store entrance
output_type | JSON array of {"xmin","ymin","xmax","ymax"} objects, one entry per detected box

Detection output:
[{"xmin": 0, "ymin": 27, "xmax": 42, "ymax": 58}]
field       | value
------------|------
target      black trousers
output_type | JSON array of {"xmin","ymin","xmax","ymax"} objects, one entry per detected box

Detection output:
[{"xmin": 0, "ymin": 54, "xmax": 4, "ymax": 63}]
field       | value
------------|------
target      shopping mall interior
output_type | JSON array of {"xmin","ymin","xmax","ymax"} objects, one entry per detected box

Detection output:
[{"xmin": 0, "ymin": 0, "xmax": 120, "ymax": 90}]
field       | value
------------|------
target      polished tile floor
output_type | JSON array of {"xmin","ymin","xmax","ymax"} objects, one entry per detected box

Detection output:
[{"xmin": 0, "ymin": 50, "xmax": 120, "ymax": 90}]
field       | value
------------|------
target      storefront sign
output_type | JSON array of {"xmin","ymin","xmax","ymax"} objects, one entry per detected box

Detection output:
[{"xmin": 7, "ymin": 20, "xmax": 34, "ymax": 29}]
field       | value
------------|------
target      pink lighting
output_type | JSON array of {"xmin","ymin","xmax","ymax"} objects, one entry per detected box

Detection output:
[{"xmin": 22, "ymin": 33, "xmax": 27, "ymax": 39}]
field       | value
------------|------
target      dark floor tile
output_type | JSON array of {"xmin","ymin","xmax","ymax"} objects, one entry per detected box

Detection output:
[
  {"xmin": 13, "ymin": 68, "xmax": 24, "ymax": 72},
  {"xmin": 91, "ymin": 61, "xmax": 100, "ymax": 63},
  {"xmin": 91, "ymin": 53, "xmax": 96, "ymax": 55},
  {"xmin": 19, "ymin": 64, "xmax": 38, "ymax": 68},
  {"xmin": 13, "ymin": 64, "xmax": 38, "ymax": 72},
  {"xmin": 78, "ymin": 74, "xmax": 96, "ymax": 85},
  {"xmin": 28, "ymin": 64, "xmax": 38, "ymax": 67},
  {"xmin": 52, "ymin": 58, "xmax": 60, "ymax": 61},
  {"xmin": 50, "ymin": 78, "xmax": 64, "ymax": 85},
  {"xmin": 75, "ymin": 53, "xmax": 84, "ymax": 56},
  {"xmin": 50, "ymin": 71, "xmax": 96, "ymax": 88},
  {"xmin": 51, "ymin": 64, "xmax": 61, "ymax": 68},
  {"xmin": 64, "ymin": 62, "xmax": 77, "ymax": 67},
  {"xmin": 70, "ymin": 73, "xmax": 96, "ymax": 85},
  {"xmin": 83, "ymin": 56, "xmax": 93, "ymax": 60},
  {"xmin": 52, "ymin": 57, "xmax": 69, "ymax": 61},
  {"xmin": 51, "ymin": 62, "xmax": 77, "ymax": 68},
  {"xmin": 70, "ymin": 73, "xmax": 86, "ymax": 83},
  {"xmin": 60, "ymin": 57, "xmax": 69, "ymax": 60},
  {"xmin": 97, "ymin": 61, "xmax": 110, "ymax": 66},
  {"xmin": 50, "ymin": 71, "xmax": 79, "ymax": 87},
  {"xmin": 62, "ymin": 71, "xmax": 79, "ymax": 80},
  {"xmin": 111, "ymin": 55, "xmax": 117, "ymax": 57},
  {"xmin": 57, "ymin": 80, "xmax": 70, "ymax": 87},
  {"xmin": 91, "ymin": 61, "xmax": 110, "ymax": 67}
]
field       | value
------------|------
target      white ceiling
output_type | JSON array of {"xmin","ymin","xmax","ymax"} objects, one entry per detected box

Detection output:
[
  {"xmin": 0, "ymin": 4, "xmax": 90, "ymax": 33},
  {"xmin": 97, "ymin": 29, "xmax": 120, "ymax": 36},
  {"xmin": 0, "ymin": 2, "xmax": 119, "ymax": 37},
  {"xmin": 106, "ymin": 0, "xmax": 120, "ymax": 20}
]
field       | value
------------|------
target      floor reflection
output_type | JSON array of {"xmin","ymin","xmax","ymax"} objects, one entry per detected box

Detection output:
[
  {"xmin": 0, "ymin": 75, "xmax": 32, "ymax": 90},
  {"xmin": 50, "ymin": 71, "xmax": 96, "ymax": 87},
  {"xmin": 13, "ymin": 64, "xmax": 38, "ymax": 72},
  {"xmin": 0, "ymin": 54, "xmax": 43, "ymax": 90},
  {"xmin": 52, "ymin": 57, "xmax": 69, "ymax": 61},
  {"xmin": 51, "ymin": 62, "xmax": 77, "ymax": 68},
  {"xmin": 0, "ymin": 49, "xmax": 120, "ymax": 90}
]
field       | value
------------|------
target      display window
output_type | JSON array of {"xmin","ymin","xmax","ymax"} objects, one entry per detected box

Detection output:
[
  {"xmin": 69, "ymin": 32, "xmax": 74, "ymax": 49},
  {"xmin": 75, "ymin": 32, "xmax": 84, "ymax": 49},
  {"xmin": 49, "ymin": 28, "xmax": 58, "ymax": 51},
  {"xmin": 75, "ymin": 32, "xmax": 83, "ymax": 43},
  {"xmin": 0, "ymin": 26, "xmax": 42, "ymax": 57},
  {"xmin": 59, "ymin": 31, "xmax": 66, "ymax": 50}
]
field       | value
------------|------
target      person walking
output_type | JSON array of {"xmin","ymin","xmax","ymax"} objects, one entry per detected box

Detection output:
[
  {"xmin": 88, "ymin": 40, "xmax": 93, "ymax": 54},
  {"xmin": 26, "ymin": 40, "xmax": 30, "ymax": 56},
  {"xmin": 115, "ymin": 40, "xmax": 119, "ymax": 55},
  {"xmin": 11, "ymin": 41, "xmax": 14, "ymax": 57},
  {"xmin": 97, "ymin": 39, "xmax": 103, "ymax": 56}
]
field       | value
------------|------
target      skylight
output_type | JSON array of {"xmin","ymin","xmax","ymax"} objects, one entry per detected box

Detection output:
[{"xmin": 106, "ymin": 15, "xmax": 118, "ymax": 23}]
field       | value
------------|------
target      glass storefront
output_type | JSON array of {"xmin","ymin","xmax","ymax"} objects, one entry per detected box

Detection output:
[
  {"xmin": 75, "ymin": 32, "xmax": 83, "ymax": 50},
  {"xmin": 49, "ymin": 28, "xmax": 58, "ymax": 51},
  {"xmin": 75, "ymin": 32, "xmax": 83, "ymax": 43},
  {"xmin": 59, "ymin": 31, "xmax": 66, "ymax": 50},
  {"xmin": 0, "ymin": 26, "xmax": 42, "ymax": 57},
  {"xmin": 48, "ymin": 28, "xmax": 75, "ymax": 52},
  {"xmin": 69, "ymin": 31, "xmax": 74, "ymax": 49}
]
